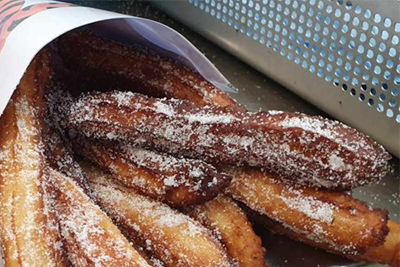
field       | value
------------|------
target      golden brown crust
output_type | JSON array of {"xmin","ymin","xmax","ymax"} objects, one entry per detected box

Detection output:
[
  {"xmin": 226, "ymin": 167, "xmax": 389, "ymax": 256},
  {"xmin": 47, "ymin": 168, "xmax": 152, "ymax": 267},
  {"xmin": 357, "ymin": 220, "xmax": 400, "ymax": 267},
  {"xmin": 74, "ymin": 137, "xmax": 231, "ymax": 206},
  {"xmin": 82, "ymin": 163, "xmax": 233, "ymax": 267},
  {"xmin": 67, "ymin": 91, "xmax": 390, "ymax": 190},
  {"xmin": 0, "ymin": 49, "xmax": 68, "ymax": 266},
  {"xmin": 57, "ymin": 30, "xmax": 241, "ymax": 109},
  {"xmin": 188, "ymin": 195, "xmax": 268, "ymax": 267}
]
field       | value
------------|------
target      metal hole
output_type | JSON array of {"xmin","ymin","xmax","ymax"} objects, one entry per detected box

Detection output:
[
  {"xmin": 392, "ymin": 35, "xmax": 399, "ymax": 45},
  {"xmin": 373, "ymin": 13, "xmax": 381, "ymax": 23},
  {"xmin": 386, "ymin": 59, "xmax": 394, "ymax": 69},
  {"xmin": 333, "ymin": 78, "xmax": 340, "ymax": 86},
  {"xmin": 395, "ymin": 23, "xmax": 400, "ymax": 33},
  {"xmin": 335, "ymin": 8, "xmax": 341, "ymax": 17},
  {"xmin": 342, "ymin": 83, "xmax": 348, "ymax": 91},
  {"xmin": 355, "ymin": 5, "xmax": 362, "ymax": 14},
  {"xmin": 361, "ymin": 83, "xmax": 367, "ymax": 90},
  {"xmin": 367, "ymin": 49, "xmax": 374, "ymax": 58},
  {"xmin": 371, "ymin": 26, "xmax": 379, "ymax": 36},
  {"xmin": 362, "ymin": 21, "xmax": 369, "ymax": 31},
  {"xmin": 350, "ymin": 88, "xmax": 356, "ymax": 95},
  {"xmin": 354, "ymin": 67, "xmax": 361, "ymax": 76},
  {"xmin": 364, "ymin": 60, "xmax": 372, "ymax": 70},
  {"xmin": 386, "ymin": 109, "xmax": 394, "ymax": 118},
  {"xmin": 370, "ymin": 88, "xmax": 376, "ymax": 95},
  {"xmin": 377, "ymin": 103, "xmax": 384, "ymax": 112},
  {"xmin": 389, "ymin": 47, "xmax": 396, "ymax": 57},
  {"xmin": 368, "ymin": 98, "xmax": 374, "ymax": 106},
  {"xmin": 352, "ymin": 17, "xmax": 360, "ymax": 26},
  {"xmin": 357, "ymin": 45, "xmax": 364, "ymax": 54},
  {"xmin": 364, "ymin": 9, "xmax": 371, "ymax": 19},
  {"xmin": 369, "ymin": 38, "xmax": 376, "ymax": 47},
  {"xmin": 359, "ymin": 93, "xmax": 365, "ymax": 101},
  {"xmin": 384, "ymin": 17, "xmax": 392, "ymax": 28},
  {"xmin": 374, "ymin": 66, "xmax": 381, "ymax": 75},
  {"xmin": 379, "ymin": 42, "xmax": 386, "ymax": 52},
  {"xmin": 376, "ymin": 54, "xmax": 384, "ymax": 64},
  {"xmin": 381, "ymin": 30, "xmax": 389, "ymax": 40},
  {"xmin": 384, "ymin": 71, "xmax": 391, "ymax": 80}
]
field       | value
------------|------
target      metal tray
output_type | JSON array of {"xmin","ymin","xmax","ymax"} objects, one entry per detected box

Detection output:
[
  {"xmin": 152, "ymin": 0, "xmax": 400, "ymax": 159},
  {"xmin": 56, "ymin": 1, "xmax": 400, "ymax": 267}
]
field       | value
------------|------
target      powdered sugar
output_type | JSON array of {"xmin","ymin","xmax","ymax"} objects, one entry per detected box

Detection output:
[
  {"xmin": 67, "ymin": 91, "xmax": 390, "ymax": 190},
  {"xmin": 279, "ymin": 193, "xmax": 336, "ymax": 224},
  {"xmin": 86, "ymin": 168, "xmax": 231, "ymax": 267}
]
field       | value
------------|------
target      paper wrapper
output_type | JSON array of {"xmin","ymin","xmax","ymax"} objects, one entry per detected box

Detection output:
[{"xmin": 0, "ymin": 0, "xmax": 237, "ymax": 117}]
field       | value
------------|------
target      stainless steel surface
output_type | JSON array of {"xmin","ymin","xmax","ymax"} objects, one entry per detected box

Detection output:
[
  {"xmin": 64, "ymin": 1, "xmax": 399, "ymax": 267},
  {"xmin": 152, "ymin": 0, "xmax": 400, "ymax": 158}
]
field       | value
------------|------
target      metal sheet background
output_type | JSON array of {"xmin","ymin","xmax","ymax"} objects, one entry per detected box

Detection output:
[
  {"xmin": 152, "ymin": 0, "xmax": 400, "ymax": 159},
  {"xmin": 63, "ymin": 2, "xmax": 399, "ymax": 267}
]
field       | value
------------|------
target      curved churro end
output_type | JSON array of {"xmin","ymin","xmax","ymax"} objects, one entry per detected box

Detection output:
[
  {"xmin": 226, "ymin": 167, "xmax": 389, "ymax": 256},
  {"xmin": 74, "ymin": 137, "xmax": 231, "ymax": 206},
  {"xmin": 357, "ymin": 220, "xmax": 400, "ymax": 267},
  {"xmin": 66, "ymin": 91, "xmax": 390, "ymax": 190},
  {"xmin": 188, "ymin": 195, "xmax": 268, "ymax": 267},
  {"xmin": 82, "ymin": 163, "xmax": 234, "ymax": 267},
  {"xmin": 57, "ymin": 30, "xmax": 242, "ymax": 110},
  {"xmin": 270, "ymin": 112, "xmax": 391, "ymax": 189},
  {"xmin": 47, "ymin": 168, "xmax": 152, "ymax": 267}
]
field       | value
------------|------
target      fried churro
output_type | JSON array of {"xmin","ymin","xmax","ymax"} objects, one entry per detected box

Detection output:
[
  {"xmin": 74, "ymin": 137, "xmax": 230, "ymax": 206},
  {"xmin": 57, "ymin": 30, "xmax": 240, "ymax": 109},
  {"xmin": 188, "ymin": 195, "xmax": 267, "ymax": 267},
  {"xmin": 47, "ymin": 168, "xmax": 152, "ymax": 267},
  {"xmin": 67, "ymin": 91, "xmax": 390, "ymax": 190},
  {"xmin": 226, "ymin": 167, "xmax": 389, "ymax": 257},
  {"xmin": 0, "ymin": 50, "xmax": 68, "ymax": 266},
  {"xmin": 83, "ymin": 163, "xmax": 234, "ymax": 267}
]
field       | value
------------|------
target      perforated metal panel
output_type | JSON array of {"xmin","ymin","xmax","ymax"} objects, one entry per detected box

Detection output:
[{"xmin": 153, "ymin": 0, "xmax": 400, "ymax": 157}]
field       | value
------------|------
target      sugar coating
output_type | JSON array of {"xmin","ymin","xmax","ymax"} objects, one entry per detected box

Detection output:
[
  {"xmin": 87, "ymin": 169, "xmax": 232, "ymax": 267},
  {"xmin": 0, "ymin": 94, "xmax": 65, "ymax": 266},
  {"xmin": 49, "ymin": 169, "xmax": 151, "ymax": 267},
  {"xmin": 227, "ymin": 168, "xmax": 388, "ymax": 255},
  {"xmin": 67, "ymin": 91, "xmax": 391, "ymax": 190}
]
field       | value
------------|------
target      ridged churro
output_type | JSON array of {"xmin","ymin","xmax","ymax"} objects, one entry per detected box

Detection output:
[
  {"xmin": 67, "ymin": 91, "xmax": 390, "ymax": 190},
  {"xmin": 47, "ymin": 168, "xmax": 152, "ymax": 267},
  {"xmin": 226, "ymin": 167, "xmax": 389, "ymax": 257},
  {"xmin": 83, "ymin": 163, "xmax": 234, "ymax": 267},
  {"xmin": 0, "ymin": 50, "xmax": 68, "ymax": 266},
  {"xmin": 57, "ymin": 30, "xmax": 240, "ymax": 109},
  {"xmin": 74, "ymin": 137, "xmax": 230, "ymax": 206},
  {"xmin": 188, "ymin": 195, "xmax": 267, "ymax": 267}
]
